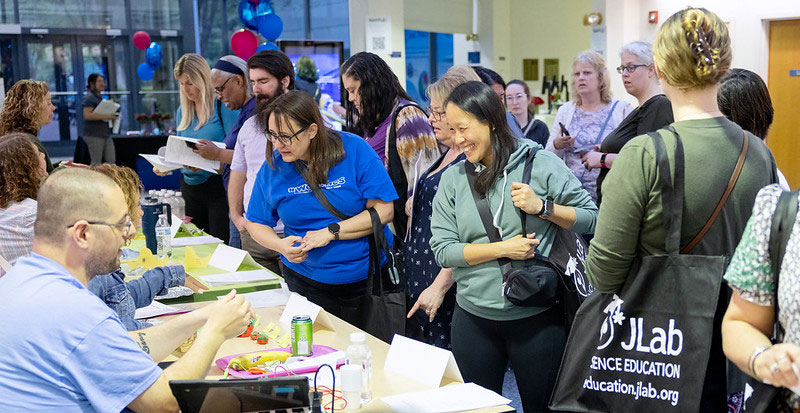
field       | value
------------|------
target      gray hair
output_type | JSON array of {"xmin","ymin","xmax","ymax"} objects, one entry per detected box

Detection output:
[
  {"xmin": 211, "ymin": 55, "xmax": 253, "ymax": 98},
  {"xmin": 619, "ymin": 41, "xmax": 654, "ymax": 66}
]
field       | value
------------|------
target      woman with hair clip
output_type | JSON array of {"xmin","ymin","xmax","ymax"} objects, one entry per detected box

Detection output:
[
  {"xmin": 430, "ymin": 81, "xmax": 597, "ymax": 412},
  {"xmin": 341, "ymin": 51, "xmax": 439, "ymax": 239},
  {"xmin": 170, "ymin": 53, "xmax": 239, "ymax": 243},
  {"xmin": 0, "ymin": 133, "xmax": 48, "ymax": 276},
  {"xmin": 245, "ymin": 90, "xmax": 397, "ymax": 329},
  {"xmin": 586, "ymin": 8, "xmax": 778, "ymax": 410},
  {"xmin": 0, "ymin": 80, "xmax": 56, "ymax": 172}
]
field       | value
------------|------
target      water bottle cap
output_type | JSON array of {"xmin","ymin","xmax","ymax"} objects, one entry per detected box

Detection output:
[
  {"xmin": 349, "ymin": 332, "xmax": 366, "ymax": 344},
  {"xmin": 175, "ymin": 192, "xmax": 182, "ymax": 196}
]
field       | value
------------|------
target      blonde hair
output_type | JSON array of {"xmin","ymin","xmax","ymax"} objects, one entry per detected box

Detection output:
[
  {"xmin": 426, "ymin": 65, "xmax": 481, "ymax": 105},
  {"xmin": 0, "ymin": 80, "xmax": 50, "ymax": 135},
  {"xmin": 654, "ymin": 8, "xmax": 731, "ymax": 90},
  {"xmin": 90, "ymin": 164, "xmax": 143, "ymax": 222},
  {"xmin": 570, "ymin": 50, "xmax": 612, "ymax": 106},
  {"xmin": 174, "ymin": 53, "xmax": 214, "ymax": 131}
]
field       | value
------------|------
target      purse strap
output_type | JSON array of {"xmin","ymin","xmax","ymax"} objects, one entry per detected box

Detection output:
[
  {"xmin": 592, "ymin": 100, "xmax": 619, "ymax": 146},
  {"xmin": 679, "ymin": 128, "xmax": 749, "ymax": 254},
  {"xmin": 292, "ymin": 161, "xmax": 352, "ymax": 221},
  {"xmin": 465, "ymin": 161, "xmax": 513, "ymax": 275},
  {"xmin": 767, "ymin": 189, "xmax": 798, "ymax": 340}
]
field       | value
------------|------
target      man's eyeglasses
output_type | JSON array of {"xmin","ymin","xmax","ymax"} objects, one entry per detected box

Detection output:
[
  {"xmin": 267, "ymin": 125, "xmax": 309, "ymax": 145},
  {"xmin": 67, "ymin": 218, "xmax": 135, "ymax": 236},
  {"xmin": 616, "ymin": 64, "xmax": 650, "ymax": 74},
  {"xmin": 214, "ymin": 76, "xmax": 234, "ymax": 95},
  {"xmin": 427, "ymin": 108, "xmax": 446, "ymax": 122}
]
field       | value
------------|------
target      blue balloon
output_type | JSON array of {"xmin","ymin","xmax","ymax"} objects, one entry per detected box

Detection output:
[
  {"xmin": 238, "ymin": 0, "xmax": 258, "ymax": 31},
  {"xmin": 256, "ymin": 0, "xmax": 274, "ymax": 16},
  {"xmin": 258, "ymin": 13, "xmax": 283, "ymax": 42},
  {"xmin": 137, "ymin": 63, "xmax": 155, "ymax": 81},
  {"xmin": 256, "ymin": 42, "xmax": 280, "ymax": 52},
  {"xmin": 145, "ymin": 42, "xmax": 162, "ymax": 69}
]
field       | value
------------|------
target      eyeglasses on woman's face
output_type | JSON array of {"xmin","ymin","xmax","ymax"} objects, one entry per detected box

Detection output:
[
  {"xmin": 427, "ymin": 107, "xmax": 446, "ymax": 122},
  {"xmin": 616, "ymin": 64, "xmax": 650, "ymax": 74},
  {"xmin": 267, "ymin": 125, "xmax": 309, "ymax": 145}
]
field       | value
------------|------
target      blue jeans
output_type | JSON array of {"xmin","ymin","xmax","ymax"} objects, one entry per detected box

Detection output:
[{"xmin": 228, "ymin": 219, "xmax": 241, "ymax": 248}]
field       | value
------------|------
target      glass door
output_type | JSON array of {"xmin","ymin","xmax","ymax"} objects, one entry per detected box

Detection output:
[
  {"xmin": 27, "ymin": 38, "xmax": 77, "ymax": 142},
  {"xmin": 79, "ymin": 37, "xmax": 132, "ymax": 135}
]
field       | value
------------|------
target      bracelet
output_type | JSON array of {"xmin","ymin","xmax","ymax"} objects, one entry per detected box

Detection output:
[
  {"xmin": 600, "ymin": 153, "xmax": 608, "ymax": 169},
  {"xmin": 749, "ymin": 345, "xmax": 771, "ymax": 378}
]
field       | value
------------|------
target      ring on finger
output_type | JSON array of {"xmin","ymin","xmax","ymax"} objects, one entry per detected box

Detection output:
[{"xmin": 770, "ymin": 363, "xmax": 780, "ymax": 373}]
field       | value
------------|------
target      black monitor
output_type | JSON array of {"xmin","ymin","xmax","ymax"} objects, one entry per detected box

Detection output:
[
  {"xmin": 169, "ymin": 377, "xmax": 310, "ymax": 413},
  {"xmin": 279, "ymin": 40, "xmax": 345, "ymax": 107}
]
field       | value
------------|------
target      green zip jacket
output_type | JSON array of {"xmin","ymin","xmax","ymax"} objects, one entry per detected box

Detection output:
[{"xmin": 430, "ymin": 140, "xmax": 598, "ymax": 321}]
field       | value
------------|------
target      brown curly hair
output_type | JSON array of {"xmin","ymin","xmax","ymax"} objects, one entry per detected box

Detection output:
[
  {"xmin": 0, "ymin": 80, "xmax": 50, "ymax": 136},
  {"xmin": 90, "ymin": 164, "xmax": 143, "ymax": 225},
  {"xmin": 0, "ymin": 133, "xmax": 45, "ymax": 209}
]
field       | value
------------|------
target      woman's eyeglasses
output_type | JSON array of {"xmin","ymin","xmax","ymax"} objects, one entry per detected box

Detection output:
[
  {"xmin": 616, "ymin": 64, "xmax": 650, "ymax": 74},
  {"xmin": 267, "ymin": 125, "xmax": 309, "ymax": 145},
  {"xmin": 427, "ymin": 108, "xmax": 446, "ymax": 122}
]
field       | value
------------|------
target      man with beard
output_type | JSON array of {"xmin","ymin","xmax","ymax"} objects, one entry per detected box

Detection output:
[
  {"xmin": 229, "ymin": 50, "xmax": 294, "ymax": 274},
  {"xmin": 0, "ymin": 169, "xmax": 253, "ymax": 411},
  {"xmin": 192, "ymin": 55, "xmax": 255, "ymax": 248}
]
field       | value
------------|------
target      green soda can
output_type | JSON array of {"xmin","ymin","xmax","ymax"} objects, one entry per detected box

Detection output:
[{"xmin": 291, "ymin": 315, "xmax": 313, "ymax": 356}]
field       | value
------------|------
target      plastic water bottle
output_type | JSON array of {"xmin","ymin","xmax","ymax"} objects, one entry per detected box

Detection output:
[
  {"xmin": 345, "ymin": 332, "xmax": 372, "ymax": 403},
  {"xmin": 165, "ymin": 190, "xmax": 177, "ymax": 212},
  {"xmin": 155, "ymin": 208, "xmax": 172, "ymax": 258},
  {"xmin": 173, "ymin": 191, "xmax": 186, "ymax": 220}
]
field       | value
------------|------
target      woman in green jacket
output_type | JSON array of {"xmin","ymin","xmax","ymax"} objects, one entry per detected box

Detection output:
[{"xmin": 430, "ymin": 81, "xmax": 597, "ymax": 412}]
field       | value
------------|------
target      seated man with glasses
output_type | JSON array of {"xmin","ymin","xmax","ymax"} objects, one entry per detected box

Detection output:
[{"xmin": 0, "ymin": 168, "xmax": 253, "ymax": 411}]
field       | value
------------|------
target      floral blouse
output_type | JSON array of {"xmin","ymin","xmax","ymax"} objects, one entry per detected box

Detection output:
[{"xmin": 725, "ymin": 184, "xmax": 800, "ymax": 411}]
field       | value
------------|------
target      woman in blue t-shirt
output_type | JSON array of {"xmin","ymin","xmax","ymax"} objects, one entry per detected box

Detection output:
[
  {"xmin": 172, "ymin": 54, "xmax": 239, "ymax": 243},
  {"xmin": 245, "ymin": 91, "xmax": 398, "ymax": 329}
]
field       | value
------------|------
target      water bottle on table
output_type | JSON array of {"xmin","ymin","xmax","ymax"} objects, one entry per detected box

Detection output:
[
  {"xmin": 345, "ymin": 332, "xmax": 372, "ymax": 404},
  {"xmin": 155, "ymin": 206, "xmax": 172, "ymax": 258}
]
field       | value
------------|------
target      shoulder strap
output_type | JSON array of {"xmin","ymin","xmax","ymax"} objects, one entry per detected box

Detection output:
[
  {"xmin": 216, "ymin": 100, "xmax": 225, "ymax": 131},
  {"xmin": 465, "ymin": 162, "xmax": 512, "ymax": 272},
  {"xmin": 593, "ymin": 100, "xmax": 619, "ymax": 145},
  {"xmin": 519, "ymin": 146, "xmax": 540, "ymax": 236},
  {"xmin": 680, "ymin": 130, "xmax": 749, "ymax": 254},
  {"xmin": 292, "ymin": 161, "xmax": 352, "ymax": 221},
  {"xmin": 388, "ymin": 103, "xmax": 424, "ymax": 142},
  {"xmin": 768, "ymin": 189, "xmax": 797, "ymax": 340},
  {"xmin": 647, "ymin": 131, "xmax": 684, "ymax": 255}
]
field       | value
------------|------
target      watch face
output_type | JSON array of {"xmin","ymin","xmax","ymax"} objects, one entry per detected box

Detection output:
[{"xmin": 328, "ymin": 223, "xmax": 340, "ymax": 233}]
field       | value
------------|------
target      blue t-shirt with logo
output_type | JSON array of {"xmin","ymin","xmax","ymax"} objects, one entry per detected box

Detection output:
[
  {"xmin": 0, "ymin": 254, "xmax": 162, "ymax": 412},
  {"xmin": 247, "ymin": 131, "xmax": 398, "ymax": 284}
]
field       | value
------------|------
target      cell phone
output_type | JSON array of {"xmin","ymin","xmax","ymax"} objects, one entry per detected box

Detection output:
[
  {"xmin": 573, "ymin": 146, "xmax": 592, "ymax": 156},
  {"xmin": 185, "ymin": 141, "xmax": 198, "ymax": 150},
  {"xmin": 559, "ymin": 122, "xmax": 571, "ymax": 137}
]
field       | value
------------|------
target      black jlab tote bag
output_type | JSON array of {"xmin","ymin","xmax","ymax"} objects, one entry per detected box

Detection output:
[{"xmin": 549, "ymin": 130, "xmax": 748, "ymax": 412}]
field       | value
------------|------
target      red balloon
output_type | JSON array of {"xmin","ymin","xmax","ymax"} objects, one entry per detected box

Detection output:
[
  {"xmin": 133, "ymin": 31, "xmax": 151, "ymax": 50},
  {"xmin": 230, "ymin": 30, "xmax": 258, "ymax": 60}
]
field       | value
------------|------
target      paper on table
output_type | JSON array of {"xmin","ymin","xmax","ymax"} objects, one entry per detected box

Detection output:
[
  {"xmin": 155, "ymin": 286, "xmax": 195, "ymax": 300},
  {"xmin": 199, "ymin": 270, "xmax": 278, "ymax": 286},
  {"xmin": 383, "ymin": 334, "xmax": 463, "ymax": 388},
  {"xmin": 208, "ymin": 244, "xmax": 248, "ymax": 272},
  {"xmin": 164, "ymin": 135, "xmax": 225, "ymax": 173},
  {"xmin": 234, "ymin": 288, "xmax": 290, "ymax": 308},
  {"xmin": 278, "ymin": 293, "xmax": 337, "ymax": 332},
  {"xmin": 171, "ymin": 235, "xmax": 224, "ymax": 247},
  {"xmin": 134, "ymin": 301, "xmax": 186, "ymax": 319},
  {"xmin": 381, "ymin": 382, "xmax": 510, "ymax": 412},
  {"xmin": 169, "ymin": 214, "xmax": 182, "ymax": 240}
]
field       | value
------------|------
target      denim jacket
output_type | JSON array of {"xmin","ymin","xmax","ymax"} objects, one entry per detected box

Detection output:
[{"xmin": 88, "ymin": 265, "xmax": 185, "ymax": 331}]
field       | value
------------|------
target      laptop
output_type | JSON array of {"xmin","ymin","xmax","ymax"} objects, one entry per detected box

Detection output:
[{"xmin": 169, "ymin": 377, "xmax": 311, "ymax": 413}]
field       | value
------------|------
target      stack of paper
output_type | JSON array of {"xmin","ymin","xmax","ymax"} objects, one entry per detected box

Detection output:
[
  {"xmin": 234, "ymin": 287, "xmax": 290, "ymax": 308},
  {"xmin": 134, "ymin": 301, "xmax": 191, "ymax": 319},
  {"xmin": 381, "ymin": 383, "xmax": 511, "ymax": 412},
  {"xmin": 199, "ymin": 270, "xmax": 278, "ymax": 287},
  {"xmin": 164, "ymin": 135, "xmax": 226, "ymax": 173},
  {"xmin": 155, "ymin": 286, "xmax": 195, "ymax": 300},
  {"xmin": 171, "ymin": 235, "xmax": 224, "ymax": 247}
]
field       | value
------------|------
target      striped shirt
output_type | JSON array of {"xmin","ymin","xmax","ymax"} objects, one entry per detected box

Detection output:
[{"xmin": 0, "ymin": 198, "xmax": 36, "ymax": 277}]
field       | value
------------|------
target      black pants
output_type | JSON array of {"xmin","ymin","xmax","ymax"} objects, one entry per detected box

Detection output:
[
  {"xmin": 451, "ymin": 303, "xmax": 566, "ymax": 413},
  {"xmin": 180, "ymin": 175, "xmax": 229, "ymax": 244},
  {"xmin": 282, "ymin": 265, "xmax": 368, "ymax": 330}
]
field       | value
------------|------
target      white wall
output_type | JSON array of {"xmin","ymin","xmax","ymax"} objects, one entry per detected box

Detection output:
[
  {"xmin": 348, "ymin": 0, "xmax": 407, "ymax": 85},
  {"xmin": 604, "ymin": 0, "xmax": 800, "ymax": 105},
  {"xmin": 404, "ymin": 0, "xmax": 473, "ymax": 34}
]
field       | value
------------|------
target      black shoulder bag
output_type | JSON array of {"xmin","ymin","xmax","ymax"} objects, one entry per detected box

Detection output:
[
  {"xmin": 292, "ymin": 161, "xmax": 405, "ymax": 343},
  {"xmin": 742, "ymin": 189, "xmax": 798, "ymax": 412}
]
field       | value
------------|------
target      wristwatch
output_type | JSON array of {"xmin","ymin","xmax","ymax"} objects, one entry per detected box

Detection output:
[
  {"xmin": 327, "ymin": 223, "xmax": 340, "ymax": 240},
  {"xmin": 600, "ymin": 153, "xmax": 609, "ymax": 169},
  {"xmin": 538, "ymin": 197, "xmax": 554, "ymax": 219}
]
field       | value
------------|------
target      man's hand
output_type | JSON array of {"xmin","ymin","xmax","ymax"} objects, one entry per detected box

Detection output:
[
  {"xmin": 184, "ymin": 275, "xmax": 208, "ymax": 294},
  {"xmin": 192, "ymin": 139, "xmax": 222, "ymax": 161},
  {"xmin": 202, "ymin": 290, "xmax": 254, "ymax": 340},
  {"xmin": 278, "ymin": 236, "xmax": 308, "ymax": 263},
  {"xmin": 301, "ymin": 228, "xmax": 334, "ymax": 252}
]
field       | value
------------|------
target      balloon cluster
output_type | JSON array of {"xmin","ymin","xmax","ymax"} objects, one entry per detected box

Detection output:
[
  {"xmin": 133, "ymin": 31, "xmax": 163, "ymax": 81},
  {"xmin": 232, "ymin": 0, "xmax": 282, "ymax": 60}
]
